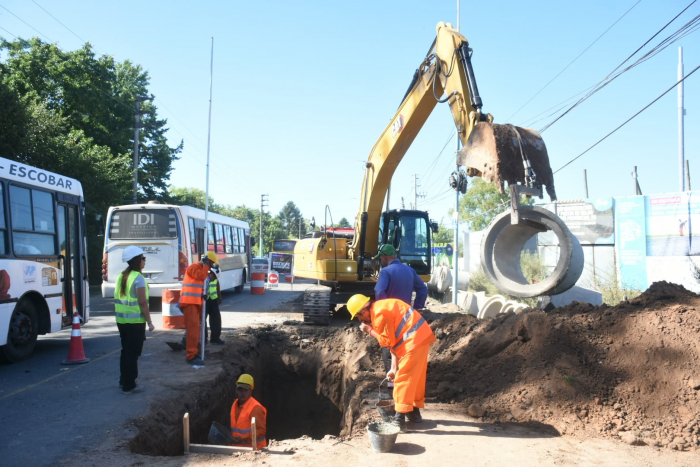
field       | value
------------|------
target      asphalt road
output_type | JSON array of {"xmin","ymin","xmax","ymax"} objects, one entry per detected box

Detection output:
[{"xmin": 0, "ymin": 281, "xmax": 310, "ymax": 467}]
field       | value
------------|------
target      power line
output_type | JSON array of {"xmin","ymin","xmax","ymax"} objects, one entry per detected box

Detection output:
[
  {"xmin": 505, "ymin": 0, "xmax": 642, "ymax": 122},
  {"xmin": 31, "ymin": 0, "xmax": 85, "ymax": 43},
  {"xmin": 554, "ymin": 62, "xmax": 700, "ymax": 174}
]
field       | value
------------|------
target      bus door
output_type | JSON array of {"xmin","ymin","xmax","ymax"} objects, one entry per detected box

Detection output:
[{"xmin": 57, "ymin": 195, "xmax": 84, "ymax": 327}]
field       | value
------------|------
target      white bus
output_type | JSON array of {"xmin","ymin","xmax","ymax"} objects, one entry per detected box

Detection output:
[
  {"xmin": 101, "ymin": 203, "xmax": 252, "ymax": 299},
  {"xmin": 0, "ymin": 158, "xmax": 89, "ymax": 362}
]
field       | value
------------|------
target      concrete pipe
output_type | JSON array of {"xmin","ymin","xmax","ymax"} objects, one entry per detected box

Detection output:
[
  {"xmin": 500, "ymin": 300, "xmax": 519, "ymax": 315},
  {"xmin": 478, "ymin": 295, "xmax": 506, "ymax": 319},
  {"xmin": 481, "ymin": 206, "xmax": 584, "ymax": 298}
]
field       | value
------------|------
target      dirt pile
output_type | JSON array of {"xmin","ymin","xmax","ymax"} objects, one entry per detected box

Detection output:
[{"xmin": 423, "ymin": 281, "xmax": 700, "ymax": 451}]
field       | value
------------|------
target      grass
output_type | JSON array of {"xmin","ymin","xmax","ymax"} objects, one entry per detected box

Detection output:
[
  {"xmin": 564, "ymin": 375, "xmax": 575, "ymax": 385},
  {"xmin": 594, "ymin": 270, "xmax": 642, "ymax": 306}
]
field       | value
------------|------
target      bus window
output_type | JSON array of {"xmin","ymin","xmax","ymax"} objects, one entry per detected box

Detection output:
[
  {"xmin": 232, "ymin": 227, "xmax": 240, "ymax": 253},
  {"xmin": 189, "ymin": 217, "xmax": 197, "ymax": 255},
  {"xmin": 272, "ymin": 239, "xmax": 296, "ymax": 253},
  {"xmin": 238, "ymin": 228, "xmax": 245, "ymax": 253},
  {"xmin": 109, "ymin": 209, "xmax": 177, "ymax": 239},
  {"xmin": 10, "ymin": 185, "xmax": 56, "ymax": 255},
  {"xmin": 207, "ymin": 222, "xmax": 215, "ymax": 251},
  {"xmin": 215, "ymin": 223, "xmax": 225, "ymax": 254},
  {"xmin": 0, "ymin": 184, "xmax": 6, "ymax": 255},
  {"xmin": 223, "ymin": 225, "xmax": 233, "ymax": 253}
]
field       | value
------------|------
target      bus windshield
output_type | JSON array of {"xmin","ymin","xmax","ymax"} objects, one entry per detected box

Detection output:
[
  {"xmin": 272, "ymin": 239, "xmax": 296, "ymax": 253},
  {"xmin": 109, "ymin": 209, "xmax": 177, "ymax": 239}
]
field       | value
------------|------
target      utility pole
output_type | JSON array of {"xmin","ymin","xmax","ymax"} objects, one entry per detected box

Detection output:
[
  {"xmin": 386, "ymin": 183, "xmax": 391, "ymax": 212},
  {"xmin": 633, "ymin": 166, "xmax": 642, "ymax": 195},
  {"xmin": 679, "ymin": 47, "xmax": 686, "ymax": 192},
  {"xmin": 453, "ymin": 2, "xmax": 461, "ymax": 306},
  {"xmin": 401, "ymin": 197, "xmax": 405, "ymax": 209},
  {"xmin": 583, "ymin": 169, "xmax": 589, "ymax": 198},
  {"xmin": 413, "ymin": 175, "xmax": 426, "ymax": 209},
  {"xmin": 298, "ymin": 218, "xmax": 302, "ymax": 239},
  {"xmin": 132, "ymin": 96, "xmax": 152, "ymax": 204},
  {"xmin": 686, "ymin": 160, "xmax": 691, "ymax": 191},
  {"xmin": 259, "ymin": 194, "xmax": 268, "ymax": 256}
]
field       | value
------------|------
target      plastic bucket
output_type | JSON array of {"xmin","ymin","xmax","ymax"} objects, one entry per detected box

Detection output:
[
  {"xmin": 375, "ymin": 399, "xmax": 395, "ymax": 422},
  {"xmin": 367, "ymin": 421, "xmax": 400, "ymax": 453}
]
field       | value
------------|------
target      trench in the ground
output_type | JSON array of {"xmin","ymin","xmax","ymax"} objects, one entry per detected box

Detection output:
[{"xmin": 130, "ymin": 328, "xmax": 367, "ymax": 456}]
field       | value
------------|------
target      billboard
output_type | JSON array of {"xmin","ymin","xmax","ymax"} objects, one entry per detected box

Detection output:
[
  {"xmin": 554, "ymin": 198, "xmax": 614, "ymax": 245},
  {"xmin": 615, "ymin": 196, "xmax": 647, "ymax": 289},
  {"xmin": 270, "ymin": 252, "xmax": 293, "ymax": 276},
  {"xmin": 645, "ymin": 192, "xmax": 700, "ymax": 256}
]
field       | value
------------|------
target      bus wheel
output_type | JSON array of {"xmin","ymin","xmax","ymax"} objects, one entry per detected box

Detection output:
[{"xmin": 1, "ymin": 302, "xmax": 38, "ymax": 363}]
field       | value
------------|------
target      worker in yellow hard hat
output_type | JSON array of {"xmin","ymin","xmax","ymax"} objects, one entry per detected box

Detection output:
[
  {"xmin": 348, "ymin": 294, "xmax": 436, "ymax": 433},
  {"xmin": 230, "ymin": 374, "xmax": 267, "ymax": 449},
  {"xmin": 180, "ymin": 251, "xmax": 218, "ymax": 365}
]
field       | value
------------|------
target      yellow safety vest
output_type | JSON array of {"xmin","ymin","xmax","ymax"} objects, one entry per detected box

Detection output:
[
  {"xmin": 207, "ymin": 278, "xmax": 219, "ymax": 301},
  {"xmin": 115, "ymin": 270, "xmax": 149, "ymax": 324}
]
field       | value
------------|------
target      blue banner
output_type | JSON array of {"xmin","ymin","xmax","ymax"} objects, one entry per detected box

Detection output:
[{"xmin": 615, "ymin": 196, "xmax": 647, "ymax": 289}]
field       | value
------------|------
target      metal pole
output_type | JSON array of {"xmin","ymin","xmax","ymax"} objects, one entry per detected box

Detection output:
[
  {"xmin": 583, "ymin": 169, "xmax": 589, "ymax": 198},
  {"xmin": 201, "ymin": 37, "xmax": 214, "ymax": 363},
  {"xmin": 633, "ymin": 166, "xmax": 641, "ymax": 195},
  {"xmin": 414, "ymin": 174, "xmax": 418, "ymax": 210},
  {"xmin": 679, "ymin": 47, "xmax": 685, "ymax": 192},
  {"xmin": 133, "ymin": 100, "xmax": 140, "ymax": 204},
  {"xmin": 457, "ymin": 0, "xmax": 460, "ymax": 32},
  {"xmin": 260, "ymin": 196, "xmax": 264, "ymax": 256},
  {"xmin": 686, "ymin": 160, "xmax": 691, "ymax": 191},
  {"xmin": 453, "ymin": 3, "xmax": 460, "ymax": 306}
]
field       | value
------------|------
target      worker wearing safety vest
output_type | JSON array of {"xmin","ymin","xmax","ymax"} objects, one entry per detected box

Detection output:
[
  {"xmin": 180, "ymin": 250, "xmax": 217, "ymax": 364},
  {"xmin": 230, "ymin": 374, "xmax": 267, "ymax": 449},
  {"xmin": 348, "ymin": 295, "xmax": 436, "ymax": 432},
  {"xmin": 205, "ymin": 269, "xmax": 224, "ymax": 344},
  {"xmin": 115, "ymin": 246, "xmax": 155, "ymax": 394}
]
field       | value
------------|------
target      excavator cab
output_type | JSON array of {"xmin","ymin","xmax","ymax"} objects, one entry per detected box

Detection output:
[{"xmin": 378, "ymin": 210, "xmax": 435, "ymax": 278}]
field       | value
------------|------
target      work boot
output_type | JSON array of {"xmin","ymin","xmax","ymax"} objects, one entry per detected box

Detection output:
[
  {"xmin": 187, "ymin": 356, "xmax": 205, "ymax": 365},
  {"xmin": 391, "ymin": 412, "xmax": 407, "ymax": 433},
  {"xmin": 210, "ymin": 338, "xmax": 225, "ymax": 345},
  {"xmin": 406, "ymin": 407, "xmax": 422, "ymax": 423},
  {"xmin": 122, "ymin": 385, "xmax": 145, "ymax": 394}
]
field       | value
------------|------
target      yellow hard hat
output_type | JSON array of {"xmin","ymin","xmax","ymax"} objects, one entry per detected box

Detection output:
[
  {"xmin": 347, "ymin": 294, "xmax": 370, "ymax": 319},
  {"xmin": 203, "ymin": 251, "xmax": 218, "ymax": 263},
  {"xmin": 237, "ymin": 374, "xmax": 254, "ymax": 389}
]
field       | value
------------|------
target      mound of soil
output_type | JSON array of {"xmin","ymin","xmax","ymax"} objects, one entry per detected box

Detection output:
[{"xmin": 423, "ymin": 281, "xmax": 700, "ymax": 451}]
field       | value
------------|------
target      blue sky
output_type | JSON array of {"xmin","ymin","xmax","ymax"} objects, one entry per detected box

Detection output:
[{"xmin": 1, "ymin": 0, "xmax": 698, "ymax": 229}]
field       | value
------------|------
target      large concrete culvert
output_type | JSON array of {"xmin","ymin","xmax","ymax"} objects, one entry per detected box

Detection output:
[{"xmin": 481, "ymin": 205, "xmax": 584, "ymax": 298}]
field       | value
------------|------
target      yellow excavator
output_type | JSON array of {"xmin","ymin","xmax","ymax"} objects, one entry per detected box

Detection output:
[{"xmin": 293, "ymin": 22, "xmax": 582, "ymax": 324}]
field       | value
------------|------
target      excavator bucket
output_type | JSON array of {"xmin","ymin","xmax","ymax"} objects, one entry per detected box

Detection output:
[{"xmin": 457, "ymin": 122, "xmax": 557, "ymax": 201}]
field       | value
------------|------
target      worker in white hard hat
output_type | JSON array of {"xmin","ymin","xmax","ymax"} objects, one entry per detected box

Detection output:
[
  {"xmin": 230, "ymin": 374, "xmax": 267, "ymax": 449},
  {"xmin": 180, "ymin": 251, "xmax": 217, "ymax": 365},
  {"xmin": 115, "ymin": 245, "xmax": 155, "ymax": 394}
]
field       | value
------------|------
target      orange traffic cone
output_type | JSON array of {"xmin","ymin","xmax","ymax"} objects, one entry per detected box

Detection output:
[{"xmin": 62, "ymin": 311, "xmax": 90, "ymax": 365}]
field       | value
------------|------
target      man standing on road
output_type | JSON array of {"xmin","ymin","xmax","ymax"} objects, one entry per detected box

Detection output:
[
  {"xmin": 115, "ymin": 246, "xmax": 155, "ymax": 394},
  {"xmin": 205, "ymin": 269, "xmax": 224, "ymax": 345},
  {"xmin": 180, "ymin": 251, "xmax": 217, "ymax": 364},
  {"xmin": 374, "ymin": 244, "xmax": 428, "ymax": 392},
  {"xmin": 230, "ymin": 374, "xmax": 267, "ymax": 449},
  {"xmin": 348, "ymin": 295, "xmax": 436, "ymax": 433}
]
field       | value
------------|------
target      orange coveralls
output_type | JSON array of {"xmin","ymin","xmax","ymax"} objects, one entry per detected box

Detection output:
[
  {"xmin": 179, "ymin": 262, "xmax": 210, "ymax": 360},
  {"xmin": 230, "ymin": 396, "xmax": 268, "ymax": 449},
  {"xmin": 370, "ymin": 299, "xmax": 436, "ymax": 413}
]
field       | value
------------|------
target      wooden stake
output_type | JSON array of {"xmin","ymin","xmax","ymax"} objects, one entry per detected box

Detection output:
[
  {"xmin": 183, "ymin": 413, "xmax": 190, "ymax": 453},
  {"xmin": 251, "ymin": 417, "xmax": 257, "ymax": 451}
]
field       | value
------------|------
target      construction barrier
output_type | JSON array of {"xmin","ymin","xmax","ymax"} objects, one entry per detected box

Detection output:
[
  {"xmin": 251, "ymin": 273, "xmax": 265, "ymax": 295},
  {"xmin": 285, "ymin": 274, "xmax": 293, "ymax": 283},
  {"xmin": 162, "ymin": 289, "xmax": 185, "ymax": 329}
]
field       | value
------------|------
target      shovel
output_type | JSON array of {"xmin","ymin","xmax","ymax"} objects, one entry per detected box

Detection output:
[{"xmin": 208, "ymin": 421, "xmax": 235, "ymax": 446}]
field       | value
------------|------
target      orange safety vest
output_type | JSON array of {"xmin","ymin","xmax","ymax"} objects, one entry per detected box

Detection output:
[
  {"xmin": 179, "ymin": 263, "xmax": 209, "ymax": 306},
  {"xmin": 371, "ymin": 299, "xmax": 436, "ymax": 358},
  {"xmin": 230, "ymin": 397, "xmax": 267, "ymax": 449}
]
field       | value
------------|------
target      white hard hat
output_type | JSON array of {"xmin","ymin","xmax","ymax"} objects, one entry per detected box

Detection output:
[{"xmin": 122, "ymin": 245, "xmax": 145, "ymax": 263}]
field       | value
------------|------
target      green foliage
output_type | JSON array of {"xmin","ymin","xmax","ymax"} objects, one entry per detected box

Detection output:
[
  {"xmin": 432, "ymin": 220, "xmax": 453, "ymax": 244},
  {"xmin": 0, "ymin": 37, "xmax": 180, "ymax": 283},
  {"xmin": 594, "ymin": 270, "xmax": 642, "ymax": 306},
  {"xmin": 564, "ymin": 375, "xmax": 575, "ymax": 385},
  {"xmin": 520, "ymin": 251, "xmax": 549, "ymax": 283},
  {"xmin": 457, "ymin": 178, "xmax": 533, "ymax": 231},
  {"xmin": 337, "ymin": 217, "xmax": 351, "ymax": 228},
  {"xmin": 278, "ymin": 201, "xmax": 306, "ymax": 238}
]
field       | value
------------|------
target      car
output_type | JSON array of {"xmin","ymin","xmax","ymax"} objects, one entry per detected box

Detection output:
[{"xmin": 251, "ymin": 257, "xmax": 269, "ymax": 280}]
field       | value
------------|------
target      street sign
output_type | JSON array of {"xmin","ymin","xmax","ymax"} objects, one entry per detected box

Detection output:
[{"xmin": 268, "ymin": 272, "xmax": 279, "ymax": 287}]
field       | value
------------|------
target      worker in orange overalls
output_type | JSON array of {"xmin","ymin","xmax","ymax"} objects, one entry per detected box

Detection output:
[
  {"xmin": 348, "ymin": 295, "xmax": 436, "ymax": 433},
  {"xmin": 230, "ymin": 374, "xmax": 267, "ymax": 449},
  {"xmin": 180, "ymin": 251, "xmax": 218, "ymax": 364}
]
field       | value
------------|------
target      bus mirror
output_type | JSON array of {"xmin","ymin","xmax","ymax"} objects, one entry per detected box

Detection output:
[
  {"xmin": 250, "ymin": 237, "xmax": 256, "ymax": 246},
  {"xmin": 96, "ymin": 214, "xmax": 105, "ymax": 237},
  {"xmin": 430, "ymin": 221, "xmax": 438, "ymax": 233}
]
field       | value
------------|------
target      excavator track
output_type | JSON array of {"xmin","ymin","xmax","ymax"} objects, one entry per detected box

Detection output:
[{"xmin": 303, "ymin": 285, "xmax": 332, "ymax": 326}]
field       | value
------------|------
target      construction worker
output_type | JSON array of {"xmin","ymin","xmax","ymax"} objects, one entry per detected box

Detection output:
[
  {"xmin": 230, "ymin": 374, "xmax": 267, "ymax": 449},
  {"xmin": 205, "ymin": 268, "xmax": 224, "ymax": 344},
  {"xmin": 115, "ymin": 246, "xmax": 155, "ymax": 394},
  {"xmin": 348, "ymin": 295, "xmax": 436, "ymax": 432},
  {"xmin": 180, "ymin": 250, "xmax": 217, "ymax": 364},
  {"xmin": 374, "ymin": 243, "xmax": 428, "ymax": 391}
]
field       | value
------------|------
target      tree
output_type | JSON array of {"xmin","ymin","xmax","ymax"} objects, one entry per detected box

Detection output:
[
  {"xmin": 432, "ymin": 220, "xmax": 453, "ymax": 244},
  {"xmin": 168, "ymin": 187, "xmax": 222, "ymax": 213},
  {"xmin": 456, "ymin": 178, "xmax": 533, "ymax": 231},
  {"xmin": 277, "ymin": 201, "xmax": 306, "ymax": 239},
  {"xmin": 337, "ymin": 217, "xmax": 351, "ymax": 228}
]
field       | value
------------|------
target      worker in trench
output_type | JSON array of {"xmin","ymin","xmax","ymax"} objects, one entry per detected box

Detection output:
[
  {"xmin": 230, "ymin": 374, "xmax": 267, "ymax": 449},
  {"xmin": 373, "ymin": 244, "xmax": 428, "ymax": 393},
  {"xmin": 348, "ymin": 294, "xmax": 436, "ymax": 432}
]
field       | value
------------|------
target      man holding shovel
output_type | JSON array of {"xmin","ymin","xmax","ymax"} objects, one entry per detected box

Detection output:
[{"xmin": 348, "ymin": 295, "xmax": 436, "ymax": 432}]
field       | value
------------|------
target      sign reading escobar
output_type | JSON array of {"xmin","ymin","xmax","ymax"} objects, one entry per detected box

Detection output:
[{"xmin": 270, "ymin": 252, "xmax": 293, "ymax": 276}]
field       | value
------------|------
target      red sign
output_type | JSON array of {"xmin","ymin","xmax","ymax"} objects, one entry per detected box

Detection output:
[{"xmin": 268, "ymin": 272, "xmax": 279, "ymax": 284}]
